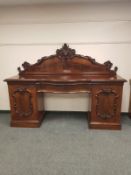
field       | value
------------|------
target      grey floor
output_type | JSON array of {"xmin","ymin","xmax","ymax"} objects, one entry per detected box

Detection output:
[{"xmin": 0, "ymin": 112, "xmax": 131, "ymax": 175}]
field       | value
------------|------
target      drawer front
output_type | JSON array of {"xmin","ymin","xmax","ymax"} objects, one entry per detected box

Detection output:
[{"xmin": 37, "ymin": 83, "xmax": 91, "ymax": 93}]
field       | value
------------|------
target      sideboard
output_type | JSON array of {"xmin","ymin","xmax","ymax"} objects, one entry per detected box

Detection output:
[{"xmin": 5, "ymin": 44, "xmax": 126, "ymax": 129}]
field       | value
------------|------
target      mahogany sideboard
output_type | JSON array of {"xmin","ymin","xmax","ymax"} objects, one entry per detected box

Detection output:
[{"xmin": 5, "ymin": 44, "xmax": 126, "ymax": 129}]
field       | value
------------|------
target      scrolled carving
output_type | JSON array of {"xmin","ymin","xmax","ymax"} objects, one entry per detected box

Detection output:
[
  {"xmin": 12, "ymin": 87, "xmax": 33, "ymax": 117},
  {"xmin": 88, "ymin": 56, "xmax": 96, "ymax": 64},
  {"xmin": 18, "ymin": 61, "xmax": 31, "ymax": 74},
  {"xmin": 104, "ymin": 61, "xmax": 113, "ymax": 70},
  {"xmin": 17, "ymin": 67, "xmax": 22, "ymax": 74},
  {"xmin": 56, "ymin": 43, "xmax": 76, "ymax": 68},
  {"xmin": 95, "ymin": 88, "xmax": 119, "ymax": 120},
  {"xmin": 114, "ymin": 66, "xmax": 118, "ymax": 73},
  {"xmin": 104, "ymin": 60, "xmax": 118, "ymax": 73},
  {"xmin": 22, "ymin": 61, "xmax": 31, "ymax": 69},
  {"xmin": 56, "ymin": 43, "xmax": 75, "ymax": 59}
]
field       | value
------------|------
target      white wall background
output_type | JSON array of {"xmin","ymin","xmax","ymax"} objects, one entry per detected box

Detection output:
[{"xmin": 0, "ymin": 2, "xmax": 130, "ymax": 112}]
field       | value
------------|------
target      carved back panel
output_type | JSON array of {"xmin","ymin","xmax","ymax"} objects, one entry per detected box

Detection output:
[{"xmin": 18, "ymin": 44, "xmax": 118, "ymax": 79}]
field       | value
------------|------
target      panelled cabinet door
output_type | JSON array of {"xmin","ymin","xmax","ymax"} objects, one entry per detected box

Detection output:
[
  {"xmin": 12, "ymin": 87, "xmax": 33, "ymax": 118},
  {"xmin": 9, "ymin": 85, "xmax": 37, "ymax": 120},
  {"xmin": 89, "ymin": 84, "xmax": 123, "ymax": 129},
  {"xmin": 95, "ymin": 88, "xmax": 119, "ymax": 121}
]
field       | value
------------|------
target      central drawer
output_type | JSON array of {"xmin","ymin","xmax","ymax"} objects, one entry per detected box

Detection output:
[{"xmin": 37, "ymin": 83, "xmax": 91, "ymax": 93}]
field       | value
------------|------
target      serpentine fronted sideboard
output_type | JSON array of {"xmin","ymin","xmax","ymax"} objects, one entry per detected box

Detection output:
[{"xmin": 5, "ymin": 44, "xmax": 126, "ymax": 129}]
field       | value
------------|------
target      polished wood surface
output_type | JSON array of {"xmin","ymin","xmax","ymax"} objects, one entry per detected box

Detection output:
[{"xmin": 5, "ymin": 44, "xmax": 126, "ymax": 129}]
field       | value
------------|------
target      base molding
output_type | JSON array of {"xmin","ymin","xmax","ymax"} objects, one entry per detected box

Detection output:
[
  {"xmin": 0, "ymin": 110, "xmax": 129, "ymax": 129},
  {"xmin": 10, "ymin": 112, "xmax": 45, "ymax": 128},
  {"xmin": 89, "ymin": 122, "xmax": 121, "ymax": 130},
  {"xmin": 11, "ymin": 120, "xmax": 42, "ymax": 128},
  {"xmin": 0, "ymin": 110, "xmax": 129, "ymax": 115}
]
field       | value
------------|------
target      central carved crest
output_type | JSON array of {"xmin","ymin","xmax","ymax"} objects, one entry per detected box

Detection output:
[{"xmin": 56, "ymin": 44, "xmax": 76, "ymax": 68}]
